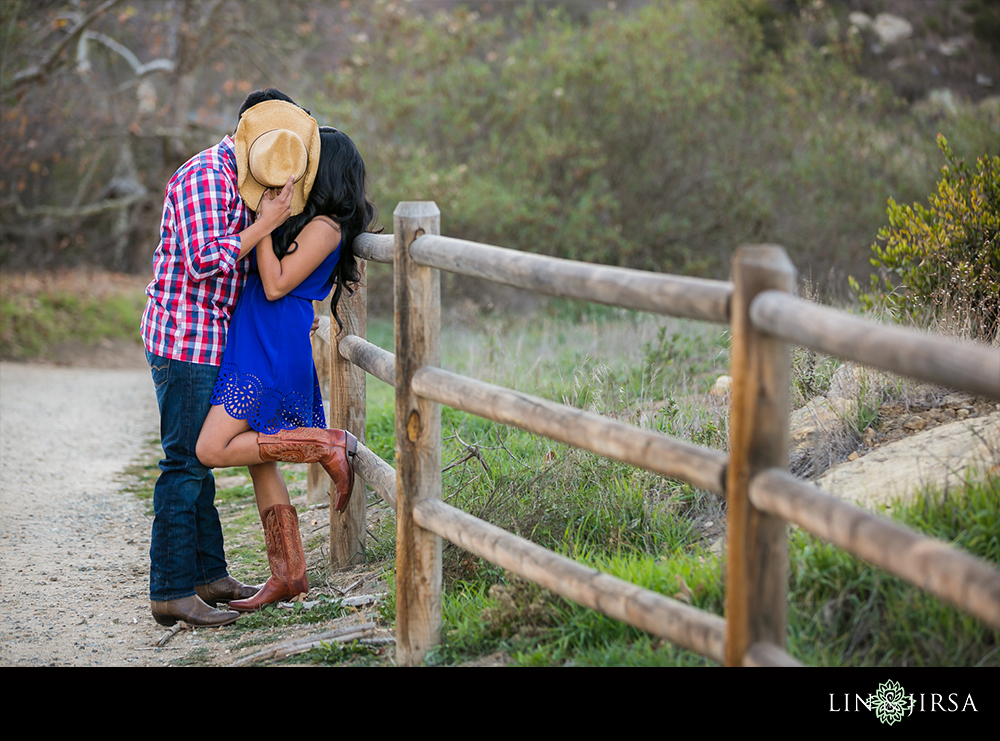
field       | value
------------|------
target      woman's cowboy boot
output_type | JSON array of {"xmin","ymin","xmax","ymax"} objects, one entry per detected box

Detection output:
[
  {"xmin": 230, "ymin": 504, "xmax": 308, "ymax": 612},
  {"xmin": 257, "ymin": 428, "xmax": 358, "ymax": 512}
]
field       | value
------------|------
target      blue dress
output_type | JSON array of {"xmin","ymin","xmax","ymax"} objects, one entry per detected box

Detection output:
[{"xmin": 210, "ymin": 240, "xmax": 340, "ymax": 434}]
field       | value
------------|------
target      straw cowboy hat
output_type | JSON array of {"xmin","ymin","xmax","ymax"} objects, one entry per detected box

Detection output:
[{"xmin": 233, "ymin": 100, "xmax": 320, "ymax": 216}]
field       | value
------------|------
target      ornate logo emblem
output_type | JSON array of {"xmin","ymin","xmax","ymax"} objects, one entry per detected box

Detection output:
[{"xmin": 868, "ymin": 680, "xmax": 913, "ymax": 725}]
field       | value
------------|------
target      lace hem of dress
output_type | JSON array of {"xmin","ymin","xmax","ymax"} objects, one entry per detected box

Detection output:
[{"xmin": 210, "ymin": 362, "xmax": 326, "ymax": 434}]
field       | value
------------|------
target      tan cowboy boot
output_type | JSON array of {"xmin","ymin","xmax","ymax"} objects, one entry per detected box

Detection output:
[
  {"xmin": 230, "ymin": 504, "xmax": 308, "ymax": 613},
  {"xmin": 257, "ymin": 428, "xmax": 358, "ymax": 511}
]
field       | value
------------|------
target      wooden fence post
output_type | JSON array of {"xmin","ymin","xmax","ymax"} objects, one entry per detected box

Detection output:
[
  {"xmin": 726, "ymin": 245, "xmax": 796, "ymax": 666},
  {"xmin": 329, "ymin": 259, "xmax": 368, "ymax": 568},
  {"xmin": 394, "ymin": 201, "xmax": 442, "ymax": 666},
  {"xmin": 309, "ymin": 299, "xmax": 332, "ymax": 507}
]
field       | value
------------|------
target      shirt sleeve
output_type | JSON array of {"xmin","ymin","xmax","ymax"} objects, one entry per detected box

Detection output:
[{"xmin": 170, "ymin": 166, "xmax": 245, "ymax": 282}]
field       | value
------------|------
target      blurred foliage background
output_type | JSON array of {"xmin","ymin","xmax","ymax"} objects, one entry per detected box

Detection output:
[{"xmin": 1, "ymin": 0, "xmax": 998, "ymax": 296}]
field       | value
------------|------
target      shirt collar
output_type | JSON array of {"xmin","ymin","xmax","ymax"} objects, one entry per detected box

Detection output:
[{"xmin": 220, "ymin": 135, "xmax": 237, "ymax": 172}]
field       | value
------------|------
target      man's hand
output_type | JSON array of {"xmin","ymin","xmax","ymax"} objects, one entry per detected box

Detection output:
[
  {"xmin": 310, "ymin": 314, "xmax": 320, "ymax": 337},
  {"xmin": 257, "ymin": 175, "xmax": 294, "ymax": 231}
]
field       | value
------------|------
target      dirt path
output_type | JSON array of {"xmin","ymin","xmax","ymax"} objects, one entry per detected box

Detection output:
[{"xmin": 0, "ymin": 361, "xmax": 168, "ymax": 667}]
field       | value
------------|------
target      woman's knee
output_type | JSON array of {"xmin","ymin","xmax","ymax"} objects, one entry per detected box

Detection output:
[{"xmin": 195, "ymin": 435, "xmax": 222, "ymax": 468}]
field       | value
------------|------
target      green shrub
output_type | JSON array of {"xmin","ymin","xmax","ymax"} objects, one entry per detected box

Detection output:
[{"xmin": 852, "ymin": 135, "xmax": 1000, "ymax": 340}]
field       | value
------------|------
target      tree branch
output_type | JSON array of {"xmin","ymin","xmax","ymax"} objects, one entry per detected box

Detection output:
[
  {"xmin": 80, "ymin": 31, "xmax": 176, "ymax": 77},
  {"xmin": 2, "ymin": 0, "xmax": 126, "ymax": 92}
]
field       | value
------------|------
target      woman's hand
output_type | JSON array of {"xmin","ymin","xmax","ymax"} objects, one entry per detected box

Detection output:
[
  {"xmin": 257, "ymin": 175, "xmax": 294, "ymax": 232},
  {"xmin": 236, "ymin": 175, "xmax": 294, "ymax": 260}
]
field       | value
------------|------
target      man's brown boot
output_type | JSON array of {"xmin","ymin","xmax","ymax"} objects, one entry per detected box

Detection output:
[
  {"xmin": 195, "ymin": 575, "xmax": 260, "ymax": 606},
  {"xmin": 257, "ymin": 428, "xmax": 358, "ymax": 511},
  {"xmin": 150, "ymin": 595, "xmax": 240, "ymax": 627},
  {"xmin": 230, "ymin": 504, "xmax": 308, "ymax": 613}
]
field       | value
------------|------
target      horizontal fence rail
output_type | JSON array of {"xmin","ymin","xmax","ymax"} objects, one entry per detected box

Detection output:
[
  {"xmin": 750, "ymin": 468, "xmax": 1000, "ymax": 630},
  {"xmin": 330, "ymin": 203, "xmax": 1000, "ymax": 667},
  {"xmin": 412, "ymin": 498, "xmax": 728, "ymax": 663},
  {"xmin": 412, "ymin": 366, "xmax": 728, "ymax": 495},
  {"xmin": 751, "ymin": 291, "xmax": 1000, "ymax": 400},
  {"xmin": 339, "ymin": 332, "xmax": 728, "ymax": 494},
  {"xmin": 410, "ymin": 233, "xmax": 732, "ymax": 323},
  {"xmin": 340, "ymin": 334, "xmax": 394, "ymax": 386},
  {"xmin": 353, "ymin": 441, "xmax": 397, "ymax": 509},
  {"xmin": 353, "ymin": 232, "xmax": 394, "ymax": 263}
]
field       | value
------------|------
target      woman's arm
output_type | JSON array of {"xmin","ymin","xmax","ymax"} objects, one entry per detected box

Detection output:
[{"xmin": 257, "ymin": 216, "xmax": 342, "ymax": 301}]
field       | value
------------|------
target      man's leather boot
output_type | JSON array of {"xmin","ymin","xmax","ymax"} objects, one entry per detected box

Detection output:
[
  {"xmin": 230, "ymin": 504, "xmax": 308, "ymax": 613},
  {"xmin": 195, "ymin": 575, "xmax": 260, "ymax": 606},
  {"xmin": 150, "ymin": 594, "xmax": 240, "ymax": 627},
  {"xmin": 257, "ymin": 428, "xmax": 357, "ymax": 511}
]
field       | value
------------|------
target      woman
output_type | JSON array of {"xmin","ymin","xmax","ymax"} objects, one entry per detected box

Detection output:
[{"xmin": 196, "ymin": 123, "xmax": 377, "ymax": 612}]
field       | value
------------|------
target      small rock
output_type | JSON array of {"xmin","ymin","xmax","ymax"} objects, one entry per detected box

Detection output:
[
  {"xmin": 942, "ymin": 392, "xmax": 973, "ymax": 409},
  {"xmin": 903, "ymin": 415, "xmax": 927, "ymax": 432},
  {"xmin": 872, "ymin": 13, "xmax": 913, "ymax": 46}
]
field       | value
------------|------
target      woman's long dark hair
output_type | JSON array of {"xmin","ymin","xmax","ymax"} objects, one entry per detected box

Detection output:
[{"xmin": 271, "ymin": 127, "xmax": 378, "ymax": 330}]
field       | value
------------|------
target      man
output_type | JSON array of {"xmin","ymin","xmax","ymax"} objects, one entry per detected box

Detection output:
[{"xmin": 141, "ymin": 89, "xmax": 305, "ymax": 627}]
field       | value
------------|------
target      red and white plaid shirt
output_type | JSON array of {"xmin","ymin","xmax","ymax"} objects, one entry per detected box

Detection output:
[{"xmin": 141, "ymin": 136, "xmax": 253, "ymax": 366}]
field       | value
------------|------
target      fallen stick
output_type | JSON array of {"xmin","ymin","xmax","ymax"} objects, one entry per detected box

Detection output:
[{"xmin": 228, "ymin": 622, "xmax": 380, "ymax": 666}]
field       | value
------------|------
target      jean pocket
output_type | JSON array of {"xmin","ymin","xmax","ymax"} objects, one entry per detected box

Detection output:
[{"xmin": 148, "ymin": 354, "xmax": 170, "ymax": 389}]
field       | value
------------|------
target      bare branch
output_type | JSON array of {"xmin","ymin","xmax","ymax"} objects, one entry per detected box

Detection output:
[
  {"xmin": 81, "ymin": 31, "xmax": 176, "ymax": 77},
  {"xmin": 2, "ymin": 0, "xmax": 127, "ymax": 92}
]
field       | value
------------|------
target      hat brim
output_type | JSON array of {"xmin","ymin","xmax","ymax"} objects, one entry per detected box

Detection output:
[{"xmin": 234, "ymin": 100, "xmax": 320, "ymax": 216}]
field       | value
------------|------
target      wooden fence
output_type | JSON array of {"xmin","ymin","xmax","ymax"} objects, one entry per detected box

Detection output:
[{"xmin": 317, "ymin": 200, "xmax": 1000, "ymax": 667}]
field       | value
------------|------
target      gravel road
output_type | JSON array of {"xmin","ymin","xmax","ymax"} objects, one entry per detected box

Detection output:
[{"xmin": 0, "ymin": 360, "xmax": 171, "ymax": 667}]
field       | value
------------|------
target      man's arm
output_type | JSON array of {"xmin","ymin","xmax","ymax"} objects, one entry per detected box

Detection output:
[{"xmin": 174, "ymin": 169, "xmax": 291, "ymax": 282}]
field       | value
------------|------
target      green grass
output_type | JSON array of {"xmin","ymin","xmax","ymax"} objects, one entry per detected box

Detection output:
[
  {"xmin": 351, "ymin": 304, "xmax": 998, "ymax": 668},
  {"xmin": 0, "ymin": 273, "xmax": 147, "ymax": 360}
]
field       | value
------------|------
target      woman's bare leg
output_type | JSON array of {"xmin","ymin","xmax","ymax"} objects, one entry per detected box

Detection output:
[
  {"xmin": 197, "ymin": 404, "xmax": 290, "ymax": 513},
  {"xmin": 247, "ymin": 461, "xmax": 292, "ymax": 511},
  {"xmin": 196, "ymin": 404, "xmax": 265, "ymax": 468}
]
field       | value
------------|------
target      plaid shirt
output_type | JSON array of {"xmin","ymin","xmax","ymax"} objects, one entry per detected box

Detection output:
[{"xmin": 141, "ymin": 136, "xmax": 253, "ymax": 365}]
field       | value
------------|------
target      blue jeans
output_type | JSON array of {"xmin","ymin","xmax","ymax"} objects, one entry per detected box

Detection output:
[{"xmin": 146, "ymin": 350, "xmax": 230, "ymax": 601}]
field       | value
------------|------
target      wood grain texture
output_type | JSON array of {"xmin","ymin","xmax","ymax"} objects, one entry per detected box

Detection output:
[
  {"xmin": 329, "ymin": 260, "xmax": 368, "ymax": 568},
  {"xmin": 410, "ymin": 233, "xmax": 732, "ymax": 323},
  {"xmin": 353, "ymin": 440, "xmax": 396, "ymax": 510},
  {"xmin": 352, "ymin": 232, "xmax": 393, "ymax": 263},
  {"xmin": 725, "ymin": 245, "xmax": 796, "ymax": 667},
  {"xmin": 339, "ymin": 334, "xmax": 395, "ymax": 386},
  {"xmin": 750, "ymin": 291, "xmax": 1000, "ymax": 400},
  {"xmin": 411, "ymin": 366, "xmax": 727, "ymax": 494},
  {"xmin": 751, "ymin": 468, "xmax": 1000, "ymax": 630},
  {"xmin": 413, "ymin": 498, "xmax": 727, "ymax": 663},
  {"xmin": 393, "ymin": 202, "xmax": 443, "ymax": 666}
]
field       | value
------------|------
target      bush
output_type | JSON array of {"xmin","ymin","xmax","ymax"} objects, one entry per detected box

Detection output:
[
  {"xmin": 315, "ymin": 1, "xmax": 943, "ymax": 282},
  {"xmin": 852, "ymin": 135, "xmax": 1000, "ymax": 341}
]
